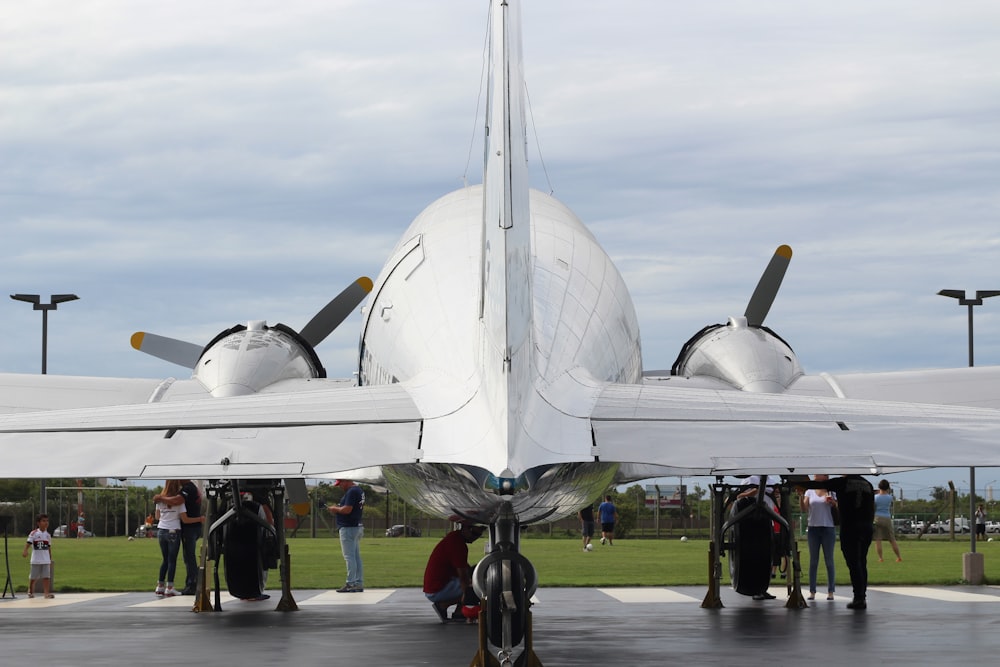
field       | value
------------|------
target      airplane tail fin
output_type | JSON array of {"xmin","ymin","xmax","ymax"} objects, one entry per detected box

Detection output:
[{"xmin": 479, "ymin": 0, "xmax": 533, "ymax": 447}]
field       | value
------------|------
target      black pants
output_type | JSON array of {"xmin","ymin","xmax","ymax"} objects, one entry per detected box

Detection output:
[
  {"xmin": 181, "ymin": 523, "xmax": 201, "ymax": 590},
  {"xmin": 839, "ymin": 523, "xmax": 873, "ymax": 602}
]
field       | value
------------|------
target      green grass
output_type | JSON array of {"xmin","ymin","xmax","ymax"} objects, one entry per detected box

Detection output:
[{"xmin": 7, "ymin": 535, "xmax": 996, "ymax": 593}]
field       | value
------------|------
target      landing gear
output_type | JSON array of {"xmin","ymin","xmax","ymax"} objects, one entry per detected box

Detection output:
[
  {"xmin": 702, "ymin": 476, "xmax": 807, "ymax": 610},
  {"xmin": 470, "ymin": 502, "xmax": 543, "ymax": 667},
  {"xmin": 193, "ymin": 479, "xmax": 297, "ymax": 612}
]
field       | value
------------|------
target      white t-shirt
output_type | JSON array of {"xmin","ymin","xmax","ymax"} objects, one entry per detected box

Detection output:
[
  {"xmin": 804, "ymin": 489, "xmax": 837, "ymax": 528},
  {"xmin": 26, "ymin": 529, "xmax": 52, "ymax": 565},
  {"xmin": 156, "ymin": 501, "xmax": 182, "ymax": 530}
]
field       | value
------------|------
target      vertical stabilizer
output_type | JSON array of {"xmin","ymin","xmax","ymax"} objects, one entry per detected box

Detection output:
[{"xmin": 480, "ymin": 0, "xmax": 533, "ymax": 452}]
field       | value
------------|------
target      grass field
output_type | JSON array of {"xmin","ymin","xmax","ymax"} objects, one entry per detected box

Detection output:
[{"xmin": 6, "ymin": 534, "xmax": 997, "ymax": 593}]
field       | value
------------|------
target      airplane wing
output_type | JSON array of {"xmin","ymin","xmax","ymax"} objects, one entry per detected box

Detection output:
[
  {"xmin": 0, "ymin": 383, "xmax": 422, "ymax": 479},
  {"xmin": 0, "ymin": 373, "xmax": 209, "ymax": 412},
  {"xmin": 785, "ymin": 366, "xmax": 1000, "ymax": 410},
  {"xmin": 591, "ymin": 382, "xmax": 1000, "ymax": 477}
]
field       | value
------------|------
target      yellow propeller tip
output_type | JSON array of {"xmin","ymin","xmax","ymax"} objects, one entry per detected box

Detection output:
[
  {"xmin": 776, "ymin": 245, "xmax": 792, "ymax": 259},
  {"xmin": 130, "ymin": 332, "xmax": 145, "ymax": 350},
  {"xmin": 357, "ymin": 276, "xmax": 374, "ymax": 293},
  {"xmin": 291, "ymin": 502, "xmax": 312, "ymax": 517}
]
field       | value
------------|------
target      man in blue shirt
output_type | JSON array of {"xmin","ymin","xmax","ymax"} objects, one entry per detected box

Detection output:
[
  {"xmin": 329, "ymin": 479, "xmax": 365, "ymax": 592},
  {"xmin": 597, "ymin": 495, "xmax": 618, "ymax": 546}
]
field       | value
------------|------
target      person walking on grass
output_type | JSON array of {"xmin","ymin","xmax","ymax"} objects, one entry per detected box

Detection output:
[
  {"xmin": 873, "ymin": 479, "xmax": 902, "ymax": 563},
  {"xmin": 598, "ymin": 495, "xmax": 618, "ymax": 546}
]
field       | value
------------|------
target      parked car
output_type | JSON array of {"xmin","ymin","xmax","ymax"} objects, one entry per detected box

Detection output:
[
  {"xmin": 892, "ymin": 519, "xmax": 912, "ymax": 534},
  {"xmin": 929, "ymin": 518, "xmax": 970, "ymax": 534},
  {"xmin": 985, "ymin": 521, "xmax": 1000, "ymax": 534},
  {"xmin": 385, "ymin": 524, "xmax": 421, "ymax": 537},
  {"xmin": 53, "ymin": 524, "xmax": 93, "ymax": 537}
]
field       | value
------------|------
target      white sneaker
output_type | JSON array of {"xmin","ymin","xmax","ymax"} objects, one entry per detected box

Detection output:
[
  {"xmin": 600, "ymin": 537, "xmax": 606, "ymax": 545},
  {"xmin": 154, "ymin": 584, "xmax": 165, "ymax": 596},
  {"xmin": 164, "ymin": 587, "xmax": 179, "ymax": 597}
]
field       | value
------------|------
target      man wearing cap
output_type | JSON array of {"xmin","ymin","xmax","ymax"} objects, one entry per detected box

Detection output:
[
  {"xmin": 423, "ymin": 522, "xmax": 485, "ymax": 622},
  {"xmin": 328, "ymin": 479, "xmax": 365, "ymax": 593}
]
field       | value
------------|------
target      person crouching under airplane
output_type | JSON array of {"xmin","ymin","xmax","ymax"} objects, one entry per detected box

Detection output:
[{"xmin": 423, "ymin": 522, "xmax": 485, "ymax": 623}]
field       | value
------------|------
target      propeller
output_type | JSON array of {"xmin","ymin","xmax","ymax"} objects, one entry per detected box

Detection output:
[
  {"xmin": 130, "ymin": 332, "xmax": 203, "ymax": 369},
  {"xmin": 299, "ymin": 277, "xmax": 374, "ymax": 347},
  {"xmin": 130, "ymin": 276, "xmax": 374, "ymax": 368},
  {"xmin": 743, "ymin": 245, "xmax": 792, "ymax": 327}
]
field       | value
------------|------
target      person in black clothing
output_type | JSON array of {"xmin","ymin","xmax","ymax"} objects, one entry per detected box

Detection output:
[
  {"xmin": 797, "ymin": 475, "xmax": 874, "ymax": 610},
  {"xmin": 578, "ymin": 504, "xmax": 595, "ymax": 551}
]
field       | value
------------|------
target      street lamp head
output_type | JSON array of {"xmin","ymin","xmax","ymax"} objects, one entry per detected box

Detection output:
[
  {"xmin": 50, "ymin": 294, "xmax": 80, "ymax": 305},
  {"xmin": 938, "ymin": 289, "xmax": 1000, "ymax": 307},
  {"xmin": 10, "ymin": 293, "xmax": 41, "ymax": 305}
]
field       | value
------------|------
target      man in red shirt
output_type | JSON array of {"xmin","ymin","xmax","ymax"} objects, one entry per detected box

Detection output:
[{"xmin": 423, "ymin": 522, "xmax": 485, "ymax": 622}]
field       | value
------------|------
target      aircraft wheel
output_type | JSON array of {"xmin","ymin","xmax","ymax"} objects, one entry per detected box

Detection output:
[
  {"xmin": 223, "ymin": 519, "xmax": 266, "ymax": 599},
  {"xmin": 474, "ymin": 552, "xmax": 537, "ymax": 652},
  {"xmin": 728, "ymin": 498, "xmax": 773, "ymax": 596}
]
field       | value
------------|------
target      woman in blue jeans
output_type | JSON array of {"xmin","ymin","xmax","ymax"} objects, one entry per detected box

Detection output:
[{"xmin": 800, "ymin": 474, "xmax": 838, "ymax": 601}]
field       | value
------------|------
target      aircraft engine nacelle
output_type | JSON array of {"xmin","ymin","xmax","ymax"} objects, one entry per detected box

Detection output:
[
  {"xmin": 671, "ymin": 316, "xmax": 802, "ymax": 393},
  {"xmin": 194, "ymin": 320, "xmax": 326, "ymax": 397}
]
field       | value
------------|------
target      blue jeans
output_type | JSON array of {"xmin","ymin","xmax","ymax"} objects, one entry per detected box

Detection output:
[
  {"xmin": 158, "ymin": 529, "xmax": 181, "ymax": 583},
  {"xmin": 339, "ymin": 525, "xmax": 364, "ymax": 587},
  {"xmin": 424, "ymin": 576, "xmax": 462, "ymax": 603},
  {"xmin": 806, "ymin": 526, "xmax": 836, "ymax": 594}
]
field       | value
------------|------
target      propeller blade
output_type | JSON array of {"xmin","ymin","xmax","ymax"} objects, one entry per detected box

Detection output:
[
  {"xmin": 744, "ymin": 245, "xmax": 792, "ymax": 327},
  {"xmin": 283, "ymin": 478, "xmax": 312, "ymax": 517},
  {"xmin": 130, "ymin": 331, "xmax": 203, "ymax": 369},
  {"xmin": 299, "ymin": 277, "xmax": 374, "ymax": 347}
]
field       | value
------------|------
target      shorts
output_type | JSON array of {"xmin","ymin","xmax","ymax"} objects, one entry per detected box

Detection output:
[
  {"xmin": 30, "ymin": 563, "xmax": 51, "ymax": 580},
  {"xmin": 581, "ymin": 521, "xmax": 595, "ymax": 537},
  {"xmin": 976, "ymin": 524, "xmax": 986, "ymax": 537},
  {"xmin": 873, "ymin": 516, "xmax": 894, "ymax": 540},
  {"xmin": 601, "ymin": 522, "xmax": 615, "ymax": 534}
]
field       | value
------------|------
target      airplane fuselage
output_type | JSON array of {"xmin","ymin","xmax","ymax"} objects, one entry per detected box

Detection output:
[{"xmin": 358, "ymin": 185, "xmax": 642, "ymax": 522}]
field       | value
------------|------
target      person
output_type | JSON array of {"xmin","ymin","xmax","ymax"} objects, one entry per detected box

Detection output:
[
  {"xmin": 328, "ymin": 479, "xmax": 365, "ymax": 592},
  {"xmin": 873, "ymin": 479, "xmax": 902, "ymax": 563},
  {"xmin": 153, "ymin": 479, "xmax": 203, "ymax": 594},
  {"xmin": 578, "ymin": 503, "xmax": 595, "ymax": 551},
  {"xmin": 800, "ymin": 474, "xmax": 837, "ymax": 601},
  {"xmin": 22, "ymin": 513, "xmax": 54, "ymax": 599},
  {"xmin": 77, "ymin": 511, "xmax": 86, "ymax": 539},
  {"xmin": 975, "ymin": 504, "xmax": 987, "ymax": 542},
  {"xmin": 598, "ymin": 495, "xmax": 618, "ymax": 546},
  {"xmin": 423, "ymin": 522, "xmax": 486, "ymax": 622},
  {"xmin": 154, "ymin": 479, "xmax": 205, "ymax": 597},
  {"xmin": 797, "ymin": 475, "xmax": 874, "ymax": 610}
]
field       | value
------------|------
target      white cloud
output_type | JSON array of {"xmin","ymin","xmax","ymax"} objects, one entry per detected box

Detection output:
[{"xmin": 2, "ymin": 0, "xmax": 999, "ymax": 387}]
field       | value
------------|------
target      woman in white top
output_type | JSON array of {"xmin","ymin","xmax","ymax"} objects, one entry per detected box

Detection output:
[
  {"xmin": 800, "ymin": 474, "xmax": 837, "ymax": 601},
  {"xmin": 155, "ymin": 479, "xmax": 204, "ymax": 597}
]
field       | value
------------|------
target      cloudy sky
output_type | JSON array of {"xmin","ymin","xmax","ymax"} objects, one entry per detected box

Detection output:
[{"xmin": 4, "ymin": 1, "xmax": 1000, "ymax": 497}]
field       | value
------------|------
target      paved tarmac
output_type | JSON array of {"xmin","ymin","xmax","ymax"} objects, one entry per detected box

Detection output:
[{"xmin": 2, "ymin": 585, "xmax": 999, "ymax": 665}]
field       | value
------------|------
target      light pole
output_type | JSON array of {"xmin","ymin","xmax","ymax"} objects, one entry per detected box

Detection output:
[
  {"xmin": 10, "ymin": 293, "xmax": 79, "ymax": 374},
  {"xmin": 937, "ymin": 290, "xmax": 1000, "ymax": 367},
  {"xmin": 9, "ymin": 293, "xmax": 79, "ymax": 513}
]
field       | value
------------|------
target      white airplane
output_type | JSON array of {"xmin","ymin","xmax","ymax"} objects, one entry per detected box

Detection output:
[{"xmin": 4, "ymin": 1, "xmax": 1000, "ymax": 664}]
